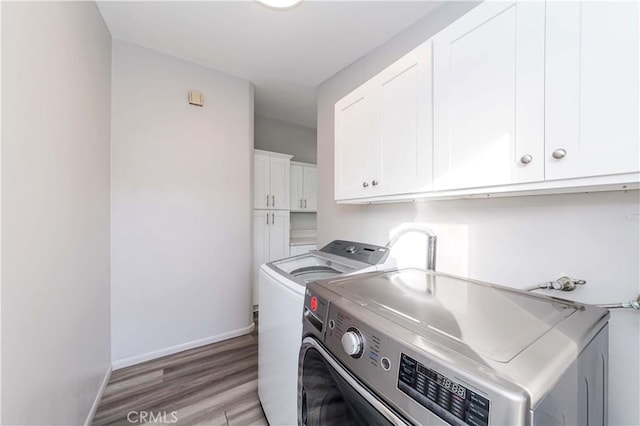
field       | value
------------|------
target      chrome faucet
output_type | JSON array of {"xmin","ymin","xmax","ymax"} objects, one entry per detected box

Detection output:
[{"xmin": 386, "ymin": 224, "xmax": 437, "ymax": 271}]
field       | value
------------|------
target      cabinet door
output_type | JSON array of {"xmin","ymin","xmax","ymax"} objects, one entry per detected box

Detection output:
[
  {"xmin": 269, "ymin": 156, "xmax": 290, "ymax": 210},
  {"xmin": 269, "ymin": 211, "xmax": 290, "ymax": 262},
  {"xmin": 252, "ymin": 210, "xmax": 271, "ymax": 305},
  {"xmin": 370, "ymin": 40, "xmax": 433, "ymax": 196},
  {"xmin": 290, "ymin": 165, "xmax": 303, "ymax": 211},
  {"xmin": 335, "ymin": 85, "xmax": 375, "ymax": 200},
  {"xmin": 545, "ymin": 1, "xmax": 639, "ymax": 180},
  {"xmin": 302, "ymin": 166, "xmax": 317, "ymax": 211},
  {"xmin": 254, "ymin": 154, "xmax": 270, "ymax": 209},
  {"xmin": 433, "ymin": 1, "xmax": 545, "ymax": 190}
]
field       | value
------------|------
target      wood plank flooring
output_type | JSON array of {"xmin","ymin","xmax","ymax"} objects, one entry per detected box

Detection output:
[{"xmin": 93, "ymin": 319, "xmax": 267, "ymax": 426}]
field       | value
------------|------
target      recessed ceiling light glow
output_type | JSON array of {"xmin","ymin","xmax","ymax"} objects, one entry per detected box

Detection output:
[{"xmin": 256, "ymin": 0, "xmax": 303, "ymax": 10}]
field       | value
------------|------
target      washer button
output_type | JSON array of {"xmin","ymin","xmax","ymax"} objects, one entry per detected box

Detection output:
[
  {"xmin": 328, "ymin": 319, "xmax": 335, "ymax": 329},
  {"xmin": 381, "ymin": 357, "xmax": 391, "ymax": 371}
]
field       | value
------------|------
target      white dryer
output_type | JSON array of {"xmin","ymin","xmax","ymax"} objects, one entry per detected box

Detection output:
[{"xmin": 258, "ymin": 240, "xmax": 389, "ymax": 426}]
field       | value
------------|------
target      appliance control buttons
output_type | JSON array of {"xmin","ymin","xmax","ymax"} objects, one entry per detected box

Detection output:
[
  {"xmin": 328, "ymin": 319, "xmax": 335, "ymax": 329},
  {"xmin": 345, "ymin": 245, "xmax": 356, "ymax": 253},
  {"xmin": 381, "ymin": 357, "xmax": 391, "ymax": 371},
  {"xmin": 341, "ymin": 328, "xmax": 364, "ymax": 358}
]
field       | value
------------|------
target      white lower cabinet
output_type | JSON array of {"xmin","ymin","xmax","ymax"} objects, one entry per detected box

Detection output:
[{"xmin": 252, "ymin": 210, "xmax": 289, "ymax": 305}]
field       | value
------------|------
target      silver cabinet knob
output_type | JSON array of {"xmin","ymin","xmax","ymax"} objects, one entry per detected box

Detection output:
[
  {"xmin": 372, "ymin": 180, "xmax": 379, "ymax": 186},
  {"xmin": 520, "ymin": 154, "xmax": 533, "ymax": 164},
  {"xmin": 362, "ymin": 182, "xmax": 369, "ymax": 188},
  {"xmin": 552, "ymin": 149, "xmax": 567, "ymax": 159}
]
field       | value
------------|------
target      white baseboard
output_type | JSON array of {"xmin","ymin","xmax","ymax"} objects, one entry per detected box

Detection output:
[
  {"xmin": 112, "ymin": 323, "xmax": 255, "ymax": 370},
  {"xmin": 84, "ymin": 365, "xmax": 112, "ymax": 426}
]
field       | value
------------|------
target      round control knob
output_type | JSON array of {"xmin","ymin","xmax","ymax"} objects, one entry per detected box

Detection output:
[
  {"xmin": 341, "ymin": 329, "xmax": 364, "ymax": 358},
  {"xmin": 345, "ymin": 245, "xmax": 356, "ymax": 253}
]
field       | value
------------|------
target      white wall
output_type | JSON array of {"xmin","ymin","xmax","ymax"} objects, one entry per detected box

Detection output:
[
  {"xmin": 255, "ymin": 114, "xmax": 317, "ymax": 163},
  {"xmin": 111, "ymin": 41, "xmax": 254, "ymax": 367},
  {"xmin": 1, "ymin": 2, "xmax": 112, "ymax": 424},
  {"xmin": 317, "ymin": 2, "xmax": 640, "ymax": 424}
]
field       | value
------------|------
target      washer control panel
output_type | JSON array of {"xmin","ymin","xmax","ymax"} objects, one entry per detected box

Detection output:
[
  {"xmin": 319, "ymin": 240, "xmax": 389, "ymax": 265},
  {"xmin": 326, "ymin": 308, "xmax": 387, "ymax": 371},
  {"xmin": 322, "ymin": 302, "xmax": 498, "ymax": 426},
  {"xmin": 399, "ymin": 354, "xmax": 490, "ymax": 426}
]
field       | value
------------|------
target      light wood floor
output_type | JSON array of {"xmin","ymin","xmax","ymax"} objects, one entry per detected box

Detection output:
[{"xmin": 93, "ymin": 319, "xmax": 267, "ymax": 426}]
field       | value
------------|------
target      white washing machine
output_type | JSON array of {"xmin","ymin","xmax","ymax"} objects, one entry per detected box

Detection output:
[{"xmin": 258, "ymin": 240, "xmax": 390, "ymax": 426}]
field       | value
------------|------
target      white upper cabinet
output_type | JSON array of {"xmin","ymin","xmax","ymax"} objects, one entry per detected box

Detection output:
[
  {"xmin": 335, "ymin": 85, "xmax": 375, "ymax": 200},
  {"xmin": 335, "ymin": 41, "xmax": 433, "ymax": 200},
  {"xmin": 254, "ymin": 150, "xmax": 292, "ymax": 210},
  {"xmin": 269, "ymin": 156, "xmax": 290, "ymax": 210},
  {"xmin": 333, "ymin": 0, "xmax": 639, "ymax": 204},
  {"xmin": 371, "ymin": 41, "xmax": 433, "ymax": 197},
  {"xmin": 290, "ymin": 162, "xmax": 317, "ymax": 212},
  {"xmin": 254, "ymin": 154, "xmax": 271, "ymax": 209},
  {"xmin": 302, "ymin": 166, "xmax": 317, "ymax": 211},
  {"xmin": 433, "ymin": 1, "xmax": 545, "ymax": 191},
  {"xmin": 545, "ymin": 1, "xmax": 639, "ymax": 180},
  {"xmin": 290, "ymin": 164, "xmax": 303, "ymax": 210}
]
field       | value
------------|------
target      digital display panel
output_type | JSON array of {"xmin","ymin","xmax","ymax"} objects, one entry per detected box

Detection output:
[
  {"xmin": 416, "ymin": 363, "xmax": 466, "ymax": 398},
  {"xmin": 401, "ymin": 354, "xmax": 490, "ymax": 426},
  {"xmin": 439, "ymin": 375, "xmax": 466, "ymax": 399}
]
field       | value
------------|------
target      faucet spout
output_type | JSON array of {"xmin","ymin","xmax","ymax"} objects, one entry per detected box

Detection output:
[{"xmin": 386, "ymin": 224, "xmax": 437, "ymax": 271}]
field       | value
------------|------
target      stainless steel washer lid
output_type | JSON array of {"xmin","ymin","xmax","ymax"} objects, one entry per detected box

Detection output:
[{"xmin": 324, "ymin": 268, "xmax": 606, "ymax": 363}]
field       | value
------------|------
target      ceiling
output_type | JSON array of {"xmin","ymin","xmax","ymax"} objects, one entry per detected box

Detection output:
[{"xmin": 97, "ymin": 1, "xmax": 443, "ymax": 129}]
